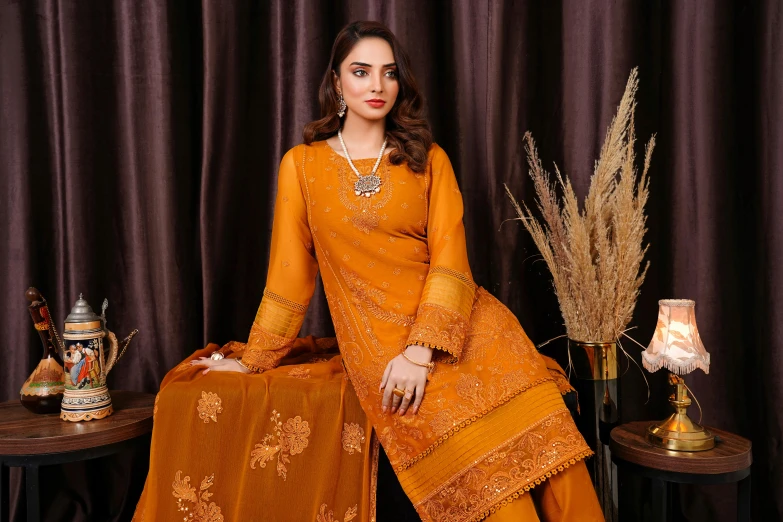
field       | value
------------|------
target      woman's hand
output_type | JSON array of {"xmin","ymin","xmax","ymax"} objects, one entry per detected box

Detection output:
[
  {"xmin": 379, "ymin": 344, "xmax": 433, "ymax": 415},
  {"xmin": 190, "ymin": 357, "xmax": 251, "ymax": 374}
]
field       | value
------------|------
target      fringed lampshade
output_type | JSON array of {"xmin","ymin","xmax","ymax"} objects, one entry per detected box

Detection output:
[
  {"xmin": 643, "ymin": 299, "xmax": 715, "ymax": 451},
  {"xmin": 642, "ymin": 299, "xmax": 710, "ymax": 375}
]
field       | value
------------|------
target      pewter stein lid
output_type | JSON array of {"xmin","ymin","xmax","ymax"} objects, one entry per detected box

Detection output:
[
  {"xmin": 63, "ymin": 294, "xmax": 105, "ymax": 337},
  {"xmin": 65, "ymin": 294, "xmax": 100, "ymax": 323}
]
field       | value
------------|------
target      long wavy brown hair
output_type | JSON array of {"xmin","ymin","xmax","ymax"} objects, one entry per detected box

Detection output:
[{"xmin": 302, "ymin": 21, "xmax": 432, "ymax": 173}]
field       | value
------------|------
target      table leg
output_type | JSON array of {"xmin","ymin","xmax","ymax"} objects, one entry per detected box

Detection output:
[
  {"xmin": 25, "ymin": 465, "xmax": 39, "ymax": 522},
  {"xmin": 0, "ymin": 461, "xmax": 8, "ymax": 522},
  {"xmin": 738, "ymin": 473, "xmax": 751, "ymax": 522},
  {"xmin": 651, "ymin": 478, "xmax": 668, "ymax": 522}
]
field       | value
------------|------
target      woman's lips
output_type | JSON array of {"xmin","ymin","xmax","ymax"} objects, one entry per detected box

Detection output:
[{"xmin": 366, "ymin": 100, "xmax": 386, "ymax": 108}]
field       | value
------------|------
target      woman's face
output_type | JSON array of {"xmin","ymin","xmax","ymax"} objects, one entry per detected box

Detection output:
[{"xmin": 334, "ymin": 37, "xmax": 399, "ymax": 123}]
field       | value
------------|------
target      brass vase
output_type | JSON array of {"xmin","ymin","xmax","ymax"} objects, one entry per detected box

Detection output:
[{"xmin": 569, "ymin": 339, "xmax": 619, "ymax": 522}]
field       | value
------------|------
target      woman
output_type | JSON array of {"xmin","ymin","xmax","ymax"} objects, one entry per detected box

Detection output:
[{"xmin": 141, "ymin": 21, "xmax": 603, "ymax": 522}]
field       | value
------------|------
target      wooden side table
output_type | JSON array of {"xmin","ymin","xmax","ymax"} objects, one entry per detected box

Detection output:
[
  {"xmin": 0, "ymin": 390, "xmax": 154, "ymax": 522},
  {"xmin": 610, "ymin": 421, "xmax": 752, "ymax": 522}
]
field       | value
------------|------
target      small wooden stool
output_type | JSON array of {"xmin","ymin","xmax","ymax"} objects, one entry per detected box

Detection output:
[
  {"xmin": 0, "ymin": 390, "xmax": 154, "ymax": 522},
  {"xmin": 610, "ymin": 421, "xmax": 752, "ymax": 522}
]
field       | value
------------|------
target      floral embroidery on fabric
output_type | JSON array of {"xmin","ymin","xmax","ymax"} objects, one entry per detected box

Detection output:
[
  {"xmin": 336, "ymin": 266, "xmax": 412, "ymax": 363},
  {"xmin": 242, "ymin": 325, "xmax": 297, "ymax": 373},
  {"xmin": 548, "ymin": 367, "xmax": 575, "ymax": 395},
  {"xmin": 317, "ymin": 504, "xmax": 358, "ymax": 522},
  {"xmin": 407, "ymin": 303, "xmax": 469, "ymax": 359},
  {"xmin": 453, "ymin": 370, "xmax": 531, "ymax": 412},
  {"xmin": 288, "ymin": 366, "xmax": 311, "ymax": 379},
  {"xmin": 378, "ymin": 425, "xmax": 416, "ymax": 461},
  {"xmin": 323, "ymin": 287, "xmax": 377, "ymax": 401},
  {"xmin": 416, "ymin": 410, "xmax": 593, "ymax": 522},
  {"xmin": 153, "ymin": 393, "xmax": 160, "ymax": 418},
  {"xmin": 428, "ymin": 408, "xmax": 457, "ymax": 434},
  {"xmin": 172, "ymin": 471, "xmax": 224, "ymax": 522},
  {"xmin": 340, "ymin": 266, "xmax": 415, "ymax": 327},
  {"xmin": 334, "ymin": 148, "xmax": 393, "ymax": 234},
  {"xmin": 341, "ymin": 423, "xmax": 366, "ymax": 454},
  {"xmin": 250, "ymin": 410, "xmax": 311, "ymax": 480},
  {"xmin": 197, "ymin": 391, "xmax": 223, "ymax": 423}
]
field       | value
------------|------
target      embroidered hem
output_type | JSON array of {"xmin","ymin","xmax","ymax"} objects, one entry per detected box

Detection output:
[
  {"xmin": 469, "ymin": 449, "xmax": 594, "ymax": 522},
  {"xmin": 393, "ymin": 376, "xmax": 555, "ymax": 473},
  {"xmin": 402, "ymin": 396, "xmax": 593, "ymax": 522}
]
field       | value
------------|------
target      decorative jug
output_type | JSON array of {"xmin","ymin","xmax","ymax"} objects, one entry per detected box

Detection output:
[
  {"xmin": 60, "ymin": 294, "xmax": 137, "ymax": 422},
  {"xmin": 20, "ymin": 288, "xmax": 65, "ymax": 414}
]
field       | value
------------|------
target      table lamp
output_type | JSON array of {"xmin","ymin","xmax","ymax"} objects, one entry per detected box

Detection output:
[{"xmin": 642, "ymin": 299, "xmax": 715, "ymax": 451}]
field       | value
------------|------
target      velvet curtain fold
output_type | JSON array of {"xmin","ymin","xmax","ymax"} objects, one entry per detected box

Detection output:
[{"xmin": 1, "ymin": 1, "xmax": 780, "ymax": 520}]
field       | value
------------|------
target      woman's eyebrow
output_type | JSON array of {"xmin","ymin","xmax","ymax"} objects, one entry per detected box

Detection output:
[{"xmin": 349, "ymin": 61, "xmax": 397, "ymax": 67}]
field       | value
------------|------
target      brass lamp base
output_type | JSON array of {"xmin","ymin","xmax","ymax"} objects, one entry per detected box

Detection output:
[
  {"xmin": 647, "ymin": 374, "xmax": 715, "ymax": 452},
  {"xmin": 647, "ymin": 415, "xmax": 715, "ymax": 452}
]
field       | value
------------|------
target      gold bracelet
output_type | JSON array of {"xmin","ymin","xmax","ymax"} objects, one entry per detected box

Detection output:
[
  {"xmin": 402, "ymin": 350, "xmax": 435, "ymax": 372},
  {"xmin": 235, "ymin": 358, "xmax": 255, "ymax": 373}
]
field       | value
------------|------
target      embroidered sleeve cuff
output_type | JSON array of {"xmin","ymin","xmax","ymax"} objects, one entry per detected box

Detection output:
[
  {"xmin": 405, "ymin": 267, "xmax": 477, "ymax": 363},
  {"xmin": 241, "ymin": 288, "xmax": 307, "ymax": 372},
  {"xmin": 406, "ymin": 304, "xmax": 468, "ymax": 362}
]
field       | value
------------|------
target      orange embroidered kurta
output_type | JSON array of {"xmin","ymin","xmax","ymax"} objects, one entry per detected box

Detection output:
[{"xmin": 237, "ymin": 141, "xmax": 595, "ymax": 521}]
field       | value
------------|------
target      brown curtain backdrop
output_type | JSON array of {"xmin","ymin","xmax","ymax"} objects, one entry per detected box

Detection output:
[{"xmin": 1, "ymin": 1, "xmax": 780, "ymax": 520}]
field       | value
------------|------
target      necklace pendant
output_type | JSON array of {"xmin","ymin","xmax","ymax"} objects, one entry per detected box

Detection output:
[{"xmin": 354, "ymin": 175, "xmax": 382, "ymax": 198}]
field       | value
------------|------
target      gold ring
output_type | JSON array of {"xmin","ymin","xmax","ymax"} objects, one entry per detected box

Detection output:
[{"xmin": 392, "ymin": 388, "xmax": 405, "ymax": 398}]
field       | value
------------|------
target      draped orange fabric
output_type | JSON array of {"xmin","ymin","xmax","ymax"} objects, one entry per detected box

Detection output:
[
  {"xmin": 134, "ymin": 141, "xmax": 603, "ymax": 521},
  {"xmin": 132, "ymin": 337, "xmax": 379, "ymax": 522}
]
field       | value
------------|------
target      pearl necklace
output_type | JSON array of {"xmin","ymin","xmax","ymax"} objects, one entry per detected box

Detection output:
[{"xmin": 338, "ymin": 128, "xmax": 388, "ymax": 198}]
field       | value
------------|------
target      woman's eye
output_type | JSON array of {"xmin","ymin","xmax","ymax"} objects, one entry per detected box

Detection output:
[
  {"xmin": 386, "ymin": 70, "xmax": 397, "ymax": 78},
  {"xmin": 353, "ymin": 69, "xmax": 367, "ymax": 77}
]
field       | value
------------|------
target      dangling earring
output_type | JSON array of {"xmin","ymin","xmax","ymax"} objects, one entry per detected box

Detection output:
[{"xmin": 337, "ymin": 92, "xmax": 347, "ymax": 118}]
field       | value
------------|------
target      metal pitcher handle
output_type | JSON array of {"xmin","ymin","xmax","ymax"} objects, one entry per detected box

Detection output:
[
  {"xmin": 104, "ymin": 329, "xmax": 139, "ymax": 379},
  {"xmin": 102, "ymin": 330, "xmax": 119, "ymax": 380}
]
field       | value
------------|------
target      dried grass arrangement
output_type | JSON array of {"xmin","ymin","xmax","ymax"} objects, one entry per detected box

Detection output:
[{"xmin": 505, "ymin": 68, "xmax": 655, "ymax": 343}]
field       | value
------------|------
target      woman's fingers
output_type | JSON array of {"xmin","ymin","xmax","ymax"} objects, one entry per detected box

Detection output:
[
  {"xmin": 390, "ymin": 383, "xmax": 404, "ymax": 413},
  {"xmin": 397, "ymin": 387, "xmax": 415, "ymax": 415},
  {"xmin": 379, "ymin": 362, "xmax": 392, "ymax": 392},
  {"xmin": 208, "ymin": 360, "xmax": 247, "ymax": 373},
  {"xmin": 202, "ymin": 359, "xmax": 217, "ymax": 374},
  {"xmin": 381, "ymin": 380, "xmax": 394, "ymax": 413},
  {"xmin": 190, "ymin": 358, "xmax": 245, "ymax": 374},
  {"xmin": 380, "ymin": 356, "xmax": 433, "ymax": 415}
]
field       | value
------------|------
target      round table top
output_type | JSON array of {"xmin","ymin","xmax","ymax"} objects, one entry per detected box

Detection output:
[
  {"xmin": 0, "ymin": 390, "xmax": 154, "ymax": 456},
  {"xmin": 610, "ymin": 421, "xmax": 752, "ymax": 475}
]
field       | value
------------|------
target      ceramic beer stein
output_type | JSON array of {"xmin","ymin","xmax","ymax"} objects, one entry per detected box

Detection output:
[{"xmin": 60, "ymin": 294, "xmax": 137, "ymax": 422}]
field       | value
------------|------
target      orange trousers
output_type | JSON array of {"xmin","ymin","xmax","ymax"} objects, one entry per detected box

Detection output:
[{"xmin": 487, "ymin": 460, "xmax": 605, "ymax": 522}]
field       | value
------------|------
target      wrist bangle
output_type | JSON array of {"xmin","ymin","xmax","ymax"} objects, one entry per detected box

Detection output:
[
  {"xmin": 235, "ymin": 358, "xmax": 254, "ymax": 373},
  {"xmin": 401, "ymin": 350, "xmax": 435, "ymax": 373}
]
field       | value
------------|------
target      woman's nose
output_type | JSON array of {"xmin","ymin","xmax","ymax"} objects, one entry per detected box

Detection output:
[{"xmin": 371, "ymin": 73, "xmax": 383, "ymax": 93}]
